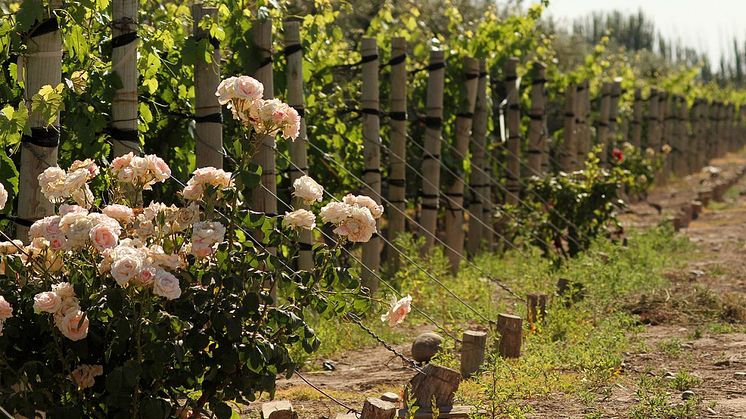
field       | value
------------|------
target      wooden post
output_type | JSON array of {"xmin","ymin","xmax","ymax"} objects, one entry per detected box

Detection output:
[
  {"xmin": 17, "ymin": 4, "xmax": 62, "ymax": 241},
  {"xmin": 360, "ymin": 38, "xmax": 381, "ymax": 292},
  {"xmin": 460, "ymin": 330, "xmax": 487, "ymax": 378},
  {"xmin": 659, "ymin": 91, "xmax": 669, "ymax": 154},
  {"xmin": 386, "ymin": 37, "xmax": 407, "ymax": 270},
  {"xmin": 664, "ymin": 93, "xmax": 677, "ymax": 178},
  {"xmin": 695, "ymin": 99, "xmax": 707, "ymax": 170},
  {"xmin": 111, "ymin": 0, "xmax": 140, "ymax": 157},
  {"xmin": 284, "ymin": 20, "xmax": 313, "ymax": 271},
  {"xmin": 497, "ymin": 313, "xmax": 522, "ymax": 358},
  {"xmin": 526, "ymin": 62, "xmax": 547, "ymax": 175},
  {"xmin": 596, "ymin": 82, "xmax": 612, "ymax": 165},
  {"xmin": 608, "ymin": 80, "xmax": 622, "ymax": 149},
  {"xmin": 360, "ymin": 398, "xmax": 396, "ymax": 419},
  {"xmin": 192, "ymin": 4, "xmax": 223, "ymax": 169},
  {"xmin": 467, "ymin": 62, "xmax": 488, "ymax": 257},
  {"xmin": 526, "ymin": 293, "xmax": 547, "ymax": 324},
  {"xmin": 408, "ymin": 364, "xmax": 461, "ymax": 409},
  {"xmin": 674, "ymin": 96, "xmax": 689, "ymax": 176},
  {"xmin": 575, "ymin": 81, "xmax": 590, "ymax": 167},
  {"xmin": 709, "ymin": 102, "xmax": 718, "ymax": 160},
  {"xmin": 444, "ymin": 57, "xmax": 479, "ymax": 273},
  {"xmin": 419, "ymin": 50, "xmax": 445, "ymax": 253},
  {"xmin": 646, "ymin": 88, "xmax": 660, "ymax": 154},
  {"xmin": 504, "ymin": 58, "xmax": 521, "ymax": 205},
  {"xmin": 559, "ymin": 83, "xmax": 577, "ymax": 172},
  {"xmin": 251, "ymin": 19, "xmax": 277, "ymax": 219},
  {"xmin": 631, "ymin": 88, "xmax": 643, "ymax": 149}
]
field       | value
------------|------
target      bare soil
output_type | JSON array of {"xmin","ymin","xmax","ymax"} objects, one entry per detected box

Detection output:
[{"xmin": 245, "ymin": 152, "xmax": 746, "ymax": 418}]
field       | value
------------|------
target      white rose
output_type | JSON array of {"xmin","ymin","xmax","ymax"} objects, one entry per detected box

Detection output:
[
  {"xmin": 343, "ymin": 194, "xmax": 384, "ymax": 219},
  {"xmin": 52, "ymin": 282, "xmax": 75, "ymax": 299},
  {"xmin": 282, "ymin": 209, "xmax": 316, "ymax": 231},
  {"xmin": 292, "ymin": 175, "xmax": 324, "ymax": 204},
  {"xmin": 320, "ymin": 202, "xmax": 352, "ymax": 225},
  {"xmin": 0, "ymin": 182, "xmax": 7, "ymax": 211},
  {"xmin": 102, "ymin": 204, "xmax": 135, "ymax": 224},
  {"xmin": 111, "ymin": 255, "xmax": 142, "ymax": 286},
  {"xmin": 153, "ymin": 269, "xmax": 181, "ymax": 300},
  {"xmin": 334, "ymin": 206, "xmax": 376, "ymax": 242}
]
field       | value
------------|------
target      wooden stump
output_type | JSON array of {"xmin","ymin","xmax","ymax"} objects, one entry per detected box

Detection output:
[
  {"xmin": 527, "ymin": 293, "xmax": 547, "ymax": 324},
  {"xmin": 261, "ymin": 400, "xmax": 297, "ymax": 419},
  {"xmin": 460, "ymin": 330, "xmax": 487, "ymax": 378},
  {"xmin": 408, "ymin": 364, "xmax": 461, "ymax": 409},
  {"xmin": 496, "ymin": 314, "xmax": 522, "ymax": 358},
  {"xmin": 361, "ymin": 397, "xmax": 397, "ymax": 419}
]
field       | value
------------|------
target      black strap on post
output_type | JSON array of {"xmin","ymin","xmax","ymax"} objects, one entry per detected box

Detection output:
[
  {"xmin": 22, "ymin": 127, "xmax": 60, "ymax": 148},
  {"xmin": 388, "ymin": 111, "xmax": 406, "ymax": 121},
  {"xmin": 193, "ymin": 113, "xmax": 222, "ymax": 124},
  {"xmin": 423, "ymin": 116, "xmax": 442, "ymax": 129},
  {"xmin": 106, "ymin": 127, "xmax": 139, "ymax": 143},
  {"xmin": 283, "ymin": 44, "xmax": 302, "ymax": 56},
  {"xmin": 29, "ymin": 18, "xmax": 59, "ymax": 38},
  {"xmin": 111, "ymin": 32, "xmax": 138, "ymax": 49}
]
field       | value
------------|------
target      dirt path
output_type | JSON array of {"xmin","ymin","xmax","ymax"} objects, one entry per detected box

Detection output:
[{"xmin": 247, "ymin": 153, "xmax": 746, "ymax": 418}]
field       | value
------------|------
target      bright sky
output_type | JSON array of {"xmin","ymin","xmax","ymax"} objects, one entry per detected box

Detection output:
[{"xmin": 535, "ymin": 0, "xmax": 746, "ymax": 65}]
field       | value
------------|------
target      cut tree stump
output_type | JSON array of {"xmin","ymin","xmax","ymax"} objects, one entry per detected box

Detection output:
[
  {"xmin": 557, "ymin": 278, "xmax": 585, "ymax": 305},
  {"xmin": 497, "ymin": 314, "xmax": 522, "ymax": 358},
  {"xmin": 527, "ymin": 293, "xmax": 547, "ymax": 324},
  {"xmin": 261, "ymin": 400, "xmax": 297, "ymax": 419},
  {"xmin": 407, "ymin": 364, "xmax": 461, "ymax": 409},
  {"xmin": 460, "ymin": 330, "xmax": 487, "ymax": 378},
  {"xmin": 361, "ymin": 397, "xmax": 397, "ymax": 419}
]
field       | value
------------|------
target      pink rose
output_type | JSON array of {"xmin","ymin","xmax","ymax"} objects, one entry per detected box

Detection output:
[
  {"xmin": 89, "ymin": 223, "xmax": 119, "ymax": 251},
  {"xmin": 333, "ymin": 206, "xmax": 376, "ymax": 242},
  {"xmin": 57, "ymin": 309, "xmax": 89, "ymax": 341},
  {"xmin": 0, "ymin": 296, "xmax": 13, "ymax": 320},
  {"xmin": 111, "ymin": 255, "xmax": 142, "ymax": 286},
  {"xmin": 234, "ymin": 75, "xmax": 264, "ymax": 101},
  {"xmin": 34, "ymin": 291, "xmax": 62, "ymax": 314},
  {"xmin": 102, "ymin": 204, "xmax": 135, "ymax": 224},
  {"xmin": 380, "ymin": 295, "xmax": 412, "ymax": 327},
  {"xmin": 153, "ymin": 269, "xmax": 181, "ymax": 300}
]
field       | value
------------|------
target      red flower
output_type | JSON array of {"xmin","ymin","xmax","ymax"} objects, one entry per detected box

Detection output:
[{"xmin": 612, "ymin": 148, "xmax": 624, "ymax": 163}]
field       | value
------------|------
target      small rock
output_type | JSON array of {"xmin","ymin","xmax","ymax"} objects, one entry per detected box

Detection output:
[
  {"xmin": 664, "ymin": 371, "xmax": 676, "ymax": 379},
  {"xmin": 681, "ymin": 343, "xmax": 693, "ymax": 349},
  {"xmin": 735, "ymin": 372, "xmax": 746, "ymax": 379},
  {"xmin": 714, "ymin": 359, "xmax": 731, "ymax": 367},
  {"xmin": 682, "ymin": 390, "xmax": 696, "ymax": 400},
  {"xmin": 707, "ymin": 407, "xmax": 718, "ymax": 415},
  {"xmin": 411, "ymin": 332, "xmax": 443, "ymax": 363},
  {"xmin": 322, "ymin": 360, "xmax": 336, "ymax": 371},
  {"xmin": 380, "ymin": 392, "xmax": 400, "ymax": 403},
  {"xmin": 688, "ymin": 269, "xmax": 705, "ymax": 280}
]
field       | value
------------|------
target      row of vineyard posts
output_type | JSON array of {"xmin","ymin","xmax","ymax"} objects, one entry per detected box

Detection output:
[{"xmin": 12, "ymin": 4, "xmax": 746, "ymax": 294}]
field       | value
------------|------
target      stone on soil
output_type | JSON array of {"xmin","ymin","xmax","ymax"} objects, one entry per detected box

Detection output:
[{"xmin": 411, "ymin": 332, "xmax": 443, "ymax": 363}]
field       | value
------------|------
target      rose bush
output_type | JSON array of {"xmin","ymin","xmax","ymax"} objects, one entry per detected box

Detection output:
[{"xmin": 0, "ymin": 76, "xmax": 390, "ymax": 418}]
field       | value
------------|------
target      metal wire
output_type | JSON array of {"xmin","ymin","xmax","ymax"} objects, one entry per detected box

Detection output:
[{"xmin": 294, "ymin": 371, "xmax": 361, "ymax": 416}]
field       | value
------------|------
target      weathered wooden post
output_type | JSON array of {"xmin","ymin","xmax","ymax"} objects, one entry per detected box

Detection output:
[
  {"xmin": 646, "ymin": 88, "xmax": 661, "ymax": 154},
  {"xmin": 445, "ymin": 57, "xmax": 479, "ymax": 273},
  {"xmin": 608, "ymin": 79, "xmax": 622, "ymax": 150},
  {"xmin": 111, "ymin": 0, "xmax": 140, "ymax": 157},
  {"xmin": 526, "ymin": 293, "xmax": 547, "ymax": 324},
  {"xmin": 674, "ymin": 96, "xmax": 688, "ymax": 176},
  {"xmin": 663, "ymin": 94, "xmax": 677, "ymax": 178},
  {"xmin": 419, "ymin": 50, "xmax": 445, "ymax": 253},
  {"xmin": 460, "ymin": 330, "xmax": 487, "ymax": 378},
  {"xmin": 17, "ymin": 3, "xmax": 62, "ymax": 241},
  {"xmin": 192, "ymin": 4, "xmax": 223, "ymax": 169},
  {"xmin": 504, "ymin": 58, "xmax": 521, "ymax": 205},
  {"xmin": 497, "ymin": 313, "xmax": 522, "ymax": 358},
  {"xmin": 630, "ymin": 88, "xmax": 643, "ymax": 149},
  {"xmin": 284, "ymin": 20, "xmax": 313, "ymax": 271},
  {"xmin": 386, "ymin": 37, "xmax": 407, "ymax": 270},
  {"xmin": 694, "ymin": 99, "xmax": 706, "ymax": 171},
  {"xmin": 575, "ymin": 81, "xmax": 590, "ymax": 167},
  {"xmin": 360, "ymin": 37, "xmax": 381, "ymax": 292},
  {"xmin": 467, "ymin": 61, "xmax": 488, "ymax": 257},
  {"xmin": 252, "ymin": 19, "xmax": 277, "ymax": 218},
  {"xmin": 559, "ymin": 83, "xmax": 577, "ymax": 172},
  {"xmin": 596, "ymin": 82, "xmax": 612, "ymax": 165},
  {"xmin": 526, "ymin": 62, "xmax": 547, "ymax": 175}
]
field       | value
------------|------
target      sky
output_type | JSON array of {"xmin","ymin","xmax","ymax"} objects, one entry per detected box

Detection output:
[{"xmin": 535, "ymin": 0, "xmax": 746, "ymax": 65}]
